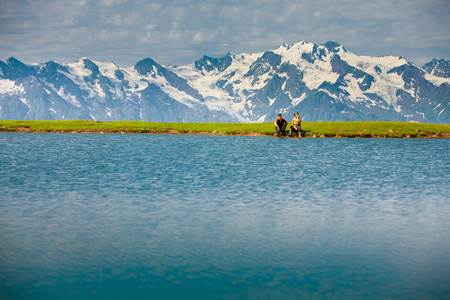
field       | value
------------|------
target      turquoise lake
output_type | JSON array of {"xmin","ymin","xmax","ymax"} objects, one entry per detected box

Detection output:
[{"xmin": 0, "ymin": 133, "xmax": 449, "ymax": 299}]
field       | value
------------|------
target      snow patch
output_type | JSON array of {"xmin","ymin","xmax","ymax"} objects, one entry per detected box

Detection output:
[
  {"xmin": 268, "ymin": 96, "xmax": 276, "ymax": 106},
  {"xmin": 19, "ymin": 97, "xmax": 29, "ymax": 106},
  {"xmin": 424, "ymin": 73, "xmax": 450, "ymax": 86},
  {"xmin": 342, "ymin": 52, "xmax": 408, "ymax": 71},
  {"xmin": 289, "ymin": 93, "xmax": 306, "ymax": 106},
  {"xmin": 95, "ymin": 61, "xmax": 122, "ymax": 81},
  {"xmin": 50, "ymin": 84, "xmax": 82, "ymax": 107},
  {"xmin": 92, "ymin": 83, "xmax": 106, "ymax": 99},
  {"xmin": 0, "ymin": 79, "xmax": 24, "ymax": 94},
  {"xmin": 433, "ymin": 103, "xmax": 441, "ymax": 110},
  {"xmin": 68, "ymin": 58, "xmax": 94, "ymax": 78},
  {"xmin": 301, "ymin": 62, "xmax": 339, "ymax": 90}
]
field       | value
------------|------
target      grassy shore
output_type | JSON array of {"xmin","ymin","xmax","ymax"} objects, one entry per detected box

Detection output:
[{"xmin": 0, "ymin": 120, "xmax": 449, "ymax": 138}]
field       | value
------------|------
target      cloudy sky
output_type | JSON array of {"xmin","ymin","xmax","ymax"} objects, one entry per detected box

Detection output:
[{"xmin": 1, "ymin": 0, "xmax": 449, "ymax": 67}]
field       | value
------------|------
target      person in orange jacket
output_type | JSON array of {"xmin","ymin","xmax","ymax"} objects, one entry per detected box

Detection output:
[
  {"xmin": 289, "ymin": 112, "xmax": 302, "ymax": 137},
  {"xmin": 274, "ymin": 114, "xmax": 288, "ymax": 136}
]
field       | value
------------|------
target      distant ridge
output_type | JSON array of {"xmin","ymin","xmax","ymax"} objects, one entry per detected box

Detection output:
[{"xmin": 1, "ymin": 41, "xmax": 449, "ymax": 123}]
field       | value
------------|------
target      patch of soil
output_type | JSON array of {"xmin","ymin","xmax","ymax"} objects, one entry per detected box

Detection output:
[{"xmin": 15, "ymin": 127, "xmax": 32, "ymax": 132}]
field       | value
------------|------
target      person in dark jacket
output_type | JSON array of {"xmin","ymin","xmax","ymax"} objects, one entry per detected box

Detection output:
[{"xmin": 274, "ymin": 114, "xmax": 288, "ymax": 136}]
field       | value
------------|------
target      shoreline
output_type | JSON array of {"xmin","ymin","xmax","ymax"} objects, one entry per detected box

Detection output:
[
  {"xmin": 1, "ymin": 120, "xmax": 449, "ymax": 138},
  {"xmin": 2, "ymin": 125, "xmax": 449, "ymax": 139}
]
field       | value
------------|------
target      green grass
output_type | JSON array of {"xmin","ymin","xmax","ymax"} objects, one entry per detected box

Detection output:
[
  {"xmin": 0, "ymin": 120, "xmax": 449, "ymax": 138},
  {"xmin": 302, "ymin": 121, "xmax": 450, "ymax": 138}
]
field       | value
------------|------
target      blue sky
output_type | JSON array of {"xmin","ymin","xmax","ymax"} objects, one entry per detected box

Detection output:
[{"xmin": 1, "ymin": 0, "xmax": 449, "ymax": 67}]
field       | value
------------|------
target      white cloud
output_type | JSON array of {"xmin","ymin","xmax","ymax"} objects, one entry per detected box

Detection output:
[
  {"xmin": 0, "ymin": 0, "xmax": 449, "ymax": 67},
  {"xmin": 193, "ymin": 31, "xmax": 204, "ymax": 42}
]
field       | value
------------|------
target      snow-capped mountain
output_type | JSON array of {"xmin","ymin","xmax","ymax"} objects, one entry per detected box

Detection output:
[
  {"xmin": 423, "ymin": 59, "xmax": 450, "ymax": 79},
  {"xmin": 1, "ymin": 41, "xmax": 449, "ymax": 123},
  {"xmin": 0, "ymin": 56, "xmax": 233, "ymax": 122}
]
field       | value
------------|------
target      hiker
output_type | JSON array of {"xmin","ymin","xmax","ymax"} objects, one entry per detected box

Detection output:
[
  {"xmin": 289, "ymin": 112, "xmax": 302, "ymax": 137},
  {"xmin": 274, "ymin": 114, "xmax": 288, "ymax": 136}
]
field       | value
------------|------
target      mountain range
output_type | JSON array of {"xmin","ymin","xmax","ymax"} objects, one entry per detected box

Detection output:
[{"xmin": 1, "ymin": 41, "xmax": 449, "ymax": 123}]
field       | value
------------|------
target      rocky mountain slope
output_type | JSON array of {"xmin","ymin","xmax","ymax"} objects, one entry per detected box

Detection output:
[{"xmin": 1, "ymin": 41, "xmax": 449, "ymax": 123}]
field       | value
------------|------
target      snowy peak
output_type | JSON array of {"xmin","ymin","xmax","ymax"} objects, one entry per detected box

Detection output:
[
  {"xmin": 388, "ymin": 63, "xmax": 426, "ymax": 87},
  {"xmin": 323, "ymin": 41, "xmax": 346, "ymax": 53},
  {"xmin": 134, "ymin": 57, "xmax": 203, "ymax": 101},
  {"xmin": 271, "ymin": 41, "xmax": 346, "ymax": 66},
  {"xmin": 39, "ymin": 61, "xmax": 70, "ymax": 75},
  {"xmin": 423, "ymin": 59, "xmax": 450, "ymax": 78},
  {"xmin": 0, "ymin": 57, "xmax": 36, "ymax": 80},
  {"xmin": 134, "ymin": 58, "xmax": 161, "ymax": 76},
  {"xmin": 194, "ymin": 54, "xmax": 233, "ymax": 73},
  {"xmin": 81, "ymin": 58, "xmax": 101, "ymax": 78},
  {"xmin": 245, "ymin": 51, "xmax": 282, "ymax": 78}
]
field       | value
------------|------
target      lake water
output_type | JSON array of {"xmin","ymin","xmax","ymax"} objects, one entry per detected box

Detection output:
[{"xmin": 0, "ymin": 133, "xmax": 449, "ymax": 300}]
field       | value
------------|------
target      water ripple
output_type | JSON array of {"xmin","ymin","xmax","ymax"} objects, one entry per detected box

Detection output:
[{"xmin": 0, "ymin": 133, "xmax": 449, "ymax": 299}]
